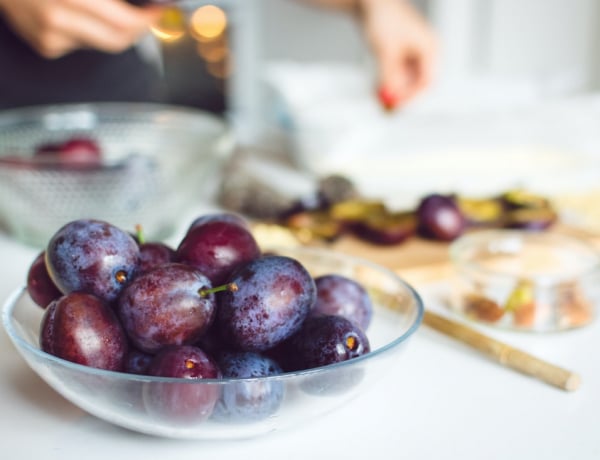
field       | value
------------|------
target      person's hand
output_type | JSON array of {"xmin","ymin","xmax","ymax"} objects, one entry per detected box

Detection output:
[
  {"xmin": 0, "ymin": 0, "xmax": 165, "ymax": 59},
  {"xmin": 358, "ymin": 0, "xmax": 437, "ymax": 110}
]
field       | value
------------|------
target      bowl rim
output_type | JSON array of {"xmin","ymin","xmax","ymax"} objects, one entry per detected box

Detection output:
[
  {"xmin": 450, "ymin": 228, "xmax": 600, "ymax": 282},
  {"xmin": 2, "ymin": 248, "xmax": 424, "ymax": 384},
  {"xmin": 0, "ymin": 101, "xmax": 234, "ymax": 167},
  {"xmin": 0, "ymin": 101, "xmax": 228, "ymax": 127}
]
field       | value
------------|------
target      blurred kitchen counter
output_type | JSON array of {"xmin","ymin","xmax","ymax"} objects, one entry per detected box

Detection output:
[
  {"xmin": 1, "ymin": 216, "xmax": 600, "ymax": 460},
  {"xmin": 2, "ymin": 62, "xmax": 600, "ymax": 457},
  {"xmin": 327, "ymin": 223, "xmax": 600, "ymax": 287}
]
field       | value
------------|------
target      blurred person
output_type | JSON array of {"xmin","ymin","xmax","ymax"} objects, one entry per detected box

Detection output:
[
  {"xmin": 302, "ymin": 0, "xmax": 437, "ymax": 109},
  {"xmin": 0, "ymin": 0, "xmax": 167, "ymax": 109},
  {"xmin": 0, "ymin": 0, "xmax": 436, "ymax": 111}
]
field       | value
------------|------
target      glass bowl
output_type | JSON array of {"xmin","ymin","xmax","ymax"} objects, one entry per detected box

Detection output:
[
  {"xmin": 449, "ymin": 230, "xmax": 600, "ymax": 332},
  {"xmin": 2, "ymin": 246, "xmax": 423, "ymax": 440},
  {"xmin": 0, "ymin": 103, "xmax": 233, "ymax": 247}
]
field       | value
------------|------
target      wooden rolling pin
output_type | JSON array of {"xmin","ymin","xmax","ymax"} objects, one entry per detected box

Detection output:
[{"xmin": 423, "ymin": 310, "xmax": 581, "ymax": 392}]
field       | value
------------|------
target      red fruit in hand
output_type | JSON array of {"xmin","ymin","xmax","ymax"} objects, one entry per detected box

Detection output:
[{"xmin": 377, "ymin": 86, "xmax": 399, "ymax": 111}]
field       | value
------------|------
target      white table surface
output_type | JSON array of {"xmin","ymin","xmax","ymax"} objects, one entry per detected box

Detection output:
[{"xmin": 1, "ymin": 229, "xmax": 598, "ymax": 460}]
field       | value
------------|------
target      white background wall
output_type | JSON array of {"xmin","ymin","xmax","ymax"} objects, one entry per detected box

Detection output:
[
  {"xmin": 255, "ymin": 0, "xmax": 600, "ymax": 91},
  {"xmin": 227, "ymin": 0, "xmax": 600, "ymax": 140}
]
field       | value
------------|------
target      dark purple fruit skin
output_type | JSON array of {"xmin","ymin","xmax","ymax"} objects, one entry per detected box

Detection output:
[
  {"xmin": 212, "ymin": 351, "xmax": 284, "ymax": 422},
  {"xmin": 124, "ymin": 348, "xmax": 154, "ymax": 375},
  {"xmin": 40, "ymin": 300, "xmax": 58, "ymax": 355},
  {"xmin": 311, "ymin": 274, "xmax": 373, "ymax": 331},
  {"xmin": 503, "ymin": 208, "xmax": 557, "ymax": 231},
  {"xmin": 117, "ymin": 263, "xmax": 216, "ymax": 354},
  {"xmin": 195, "ymin": 322, "xmax": 228, "ymax": 357},
  {"xmin": 138, "ymin": 241, "xmax": 176, "ymax": 274},
  {"xmin": 46, "ymin": 219, "xmax": 140, "ymax": 304},
  {"xmin": 217, "ymin": 255, "xmax": 316, "ymax": 352},
  {"xmin": 187, "ymin": 212, "xmax": 249, "ymax": 234},
  {"xmin": 416, "ymin": 194, "xmax": 466, "ymax": 242},
  {"xmin": 143, "ymin": 345, "xmax": 221, "ymax": 424},
  {"xmin": 40, "ymin": 292, "xmax": 128, "ymax": 371},
  {"xmin": 281, "ymin": 315, "xmax": 370, "ymax": 372},
  {"xmin": 176, "ymin": 221, "xmax": 261, "ymax": 286},
  {"xmin": 27, "ymin": 251, "xmax": 62, "ymax": 309},
  {"xmin": 349, "ymin": 212, "xmax": 417, "ymax": 246}
]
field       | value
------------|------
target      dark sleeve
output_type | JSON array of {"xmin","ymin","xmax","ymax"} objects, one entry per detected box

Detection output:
[{"xmin": 0, "ymin": 19, "xmax": 167, "ymax": 110}]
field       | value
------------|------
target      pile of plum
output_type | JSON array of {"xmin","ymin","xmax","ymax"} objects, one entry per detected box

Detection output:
[
  {"xmin": 2, "ymin": 136, "xmax": 102, "ymax": 169},
  {"xmin": 280, "ymin": 190, "xmax": 558, "ymax": 245},
  {"xmin": 27, "ymin": 213, "xmax": 373, "ymax": 423}
]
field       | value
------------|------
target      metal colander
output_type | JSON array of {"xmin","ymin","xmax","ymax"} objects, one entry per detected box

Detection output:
[{"xmin": 0, "ymin": 103, "xmax": 233, "ymax": 247}]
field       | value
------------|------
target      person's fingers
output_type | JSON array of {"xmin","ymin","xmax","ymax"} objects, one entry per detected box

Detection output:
[
  {"xmin": 38, "ymin": 0, "xmax": 164, "ymax": 56},
  {"xmin": 363, "ymin": 0, "xmax": 438, "ymax": 110},
  {"xmin": 376, "ymin": 42, "xmax": 436, "ymax": 110},
  {"xmin": 412, "ymin": 38, "xmax": 437, "ymax": 91},
  {"xmin": 376, "ymin": 48, "xmax": 404, "ymax": 110},
  {"xmin": 396, "ymin": 54, "xmax": 432, "ymax": 104},
  {"xmin": 71, "ymin": 0, "xmax": 165, "ymax": 35},
  {"xmin": 377, "ymin": 47, "xmax": 423, "ymax": 110},
  {"xmin": 26, "ymin": 10, "xmax": 80, "ymax": 58}
]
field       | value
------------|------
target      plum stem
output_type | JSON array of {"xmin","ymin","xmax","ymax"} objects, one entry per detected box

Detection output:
[
  {"xmin": 135, "ymin": 224, "xmax": 145, "ymax": 245},
  {"xmin": 198, "ymin": 282, "xmax": 238, "ymax": 298}
]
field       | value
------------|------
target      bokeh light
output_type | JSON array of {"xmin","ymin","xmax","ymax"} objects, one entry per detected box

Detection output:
[
  {"xmin": 197, "ymin": 40, "xmax": 229, "ymax": 63},
  {"xmin": 206, "ymin": 58, "xmax": 232, "ymax": 79},
  {"xmin": 190, "ymin": 5, "xmax": 228, "ymax": 42},
  {"xmin": 151, "ymin": 7, "xmax": 186, "ymax": 42}
]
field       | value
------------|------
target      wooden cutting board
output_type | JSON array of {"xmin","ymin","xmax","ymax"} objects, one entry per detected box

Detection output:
[{"xmin": 328, "ymin": 224, "xmax": 600, "ymax": 287}]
